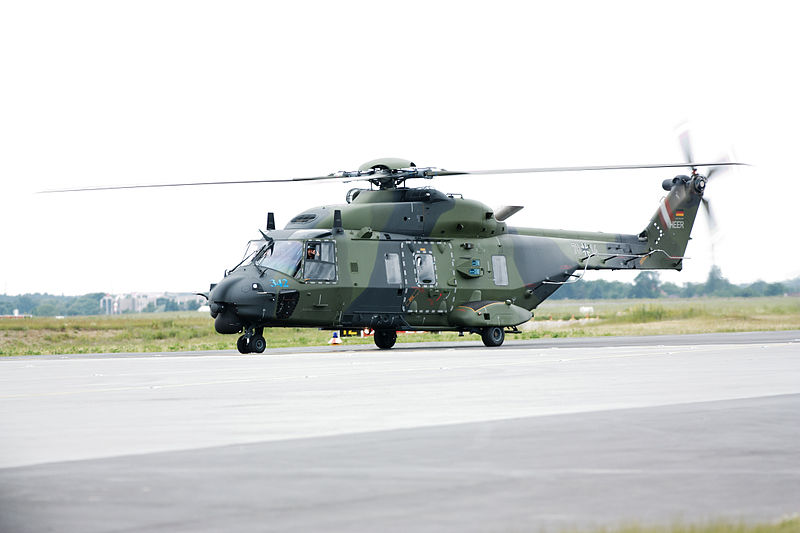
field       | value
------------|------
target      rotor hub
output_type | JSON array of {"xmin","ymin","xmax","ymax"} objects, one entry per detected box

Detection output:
[{"xmin": 693, "ymin": 176, "xmax": 707, "ymax": 194}]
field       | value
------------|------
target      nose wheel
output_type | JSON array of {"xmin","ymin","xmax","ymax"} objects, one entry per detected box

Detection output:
[
  {"xmin": 237, "ymin": 328, "xmax": 266, "ymax": 354},
  {"xmin": 236, "ymin": 335, "xmax": 249, "ymax": 353}
]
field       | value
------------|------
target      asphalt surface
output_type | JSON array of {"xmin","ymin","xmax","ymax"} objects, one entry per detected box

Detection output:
[{"xmin": 1, "ymin": 331, "xmax": 799, "ymax": 532}]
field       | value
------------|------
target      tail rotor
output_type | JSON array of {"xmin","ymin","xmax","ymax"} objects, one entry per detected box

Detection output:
[{"xmin": 676, "ymin": 129, "xmax": 737, "ymax": 266}]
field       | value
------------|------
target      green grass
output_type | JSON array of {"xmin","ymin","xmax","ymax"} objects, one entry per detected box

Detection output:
[
  {"xmin": 575, "ymin": 517, "xmax": 800, "ymax": 533},
  {"xmin": 1, "ymin": 296, "xmax": 798, "ymax": 356},
  {"xmin": 526, "ymin": 296, "xmax": 800, "ymax": 339}
]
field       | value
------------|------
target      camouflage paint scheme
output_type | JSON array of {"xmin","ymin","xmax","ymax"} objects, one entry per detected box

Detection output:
[{"xmin": 208, "ymin": 165, "xmax": 704, "ymax": 348}]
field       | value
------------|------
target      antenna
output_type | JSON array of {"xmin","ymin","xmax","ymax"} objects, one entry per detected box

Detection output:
[{"xmin": 333, "ymin": 209, "xmax": 343, "ymax": 234}]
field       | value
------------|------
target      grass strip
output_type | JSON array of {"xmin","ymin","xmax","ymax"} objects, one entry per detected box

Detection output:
[
  {"xmin": 1, "ymin": 297, "xmax": 798, "ymax": 356},
  {"xmin": 570, "ymin": 517, "xmax": 800, "ymax": 533}
]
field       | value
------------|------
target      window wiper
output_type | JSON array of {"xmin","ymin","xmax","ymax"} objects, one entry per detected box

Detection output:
[
  {"xmin": 254, "ymin": 231, "xmax": 274, "ymax": 277},
  {"xmin": 259, "ymin": 230, "xmax": 273, "ymax": 245},
  {"xmin": 229, "ymin": 255, "xmax": 251, "ymax": 274}
]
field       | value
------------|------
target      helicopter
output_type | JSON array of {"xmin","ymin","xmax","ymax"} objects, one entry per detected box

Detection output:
[{"xmin": 44, "ymin": 144, "xmax": 744, "ymax": 353}]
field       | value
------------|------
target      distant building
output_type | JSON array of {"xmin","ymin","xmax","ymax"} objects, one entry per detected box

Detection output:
[
  {"xmin": 0, "ymin": 309, "xmax": 32, "ymax": 319},
  {"xmin": 100, "ymin": 295, "xmax": 114, "ymax": 314}
]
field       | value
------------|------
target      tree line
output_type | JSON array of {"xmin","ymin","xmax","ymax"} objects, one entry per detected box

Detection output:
[
  {"xmin": 552, "ymin": 267, "xmax": 795, "ymax": 300},
  {"xmin": 0, "ymin": 293, "xmax": 202, "ymax": 317},
  {"xmin": 1, "ymin": 269, "xmax": 796, "ymax": 316}
]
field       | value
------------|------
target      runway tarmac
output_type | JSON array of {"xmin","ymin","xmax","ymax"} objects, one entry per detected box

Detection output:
[{"xmin": 1, "ymin": 331, "xmax": 799, "ymax": 532}]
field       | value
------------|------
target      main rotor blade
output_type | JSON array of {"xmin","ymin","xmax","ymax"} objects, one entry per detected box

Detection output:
[
  {"xmin": 429, "ymin": 161, "xmax": 746, "ymax": 177},
  {"xmin": 37, "ymin": 174, "xmax": 346, "ymax": 193},
  {"xmin": 38, "ymin": 161, "xmax": 748, "ymax": 193}
]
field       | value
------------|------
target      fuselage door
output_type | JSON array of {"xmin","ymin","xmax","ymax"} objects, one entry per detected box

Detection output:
[
  {"xmin": 341, "ymin": 240, "xmax": 405, "ymax": 317},
  {"xmin": 401, "ymin": 241, "xmax": 455, "ymax": 314}
]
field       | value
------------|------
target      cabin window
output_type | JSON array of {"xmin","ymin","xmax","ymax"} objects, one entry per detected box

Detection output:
[
  {"xmin": 492, "ymin": 255, "xmax": 508, "ymax": 286},
  {"xmin": 304, "ymin": 241, "xmax": 337, "ymax": 281},
  {"xmin": 414, "ymin": 253, "xmax": 436, "ymax": 285},
  {"xmin": 384, "ymin": 253, "xmax": 402, "ymax": 285}
]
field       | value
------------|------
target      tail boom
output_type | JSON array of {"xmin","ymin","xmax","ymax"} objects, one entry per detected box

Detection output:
[{"xmin": 512, "ymin": 176, "xmax": 704, "ymax": 272}]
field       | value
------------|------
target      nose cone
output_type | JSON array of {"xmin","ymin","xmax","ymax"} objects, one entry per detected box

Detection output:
[
  {"xmin": 209, "ymin": 275, "xmax": 246, "ymax": 334},
  {"xmin": 209, "ymin": 275, "xmax": 240, "ymax": 311},
  {"xmin": 214, "ymin": 306, "xmax": 242, "ymax": 334},
  {"xmin": 208, "ymin": 271, "xmax": 273, "ymax": 334}
]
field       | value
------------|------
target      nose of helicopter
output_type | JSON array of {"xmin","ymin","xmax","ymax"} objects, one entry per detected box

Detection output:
[{"xmin": 208, "ymin": 276, "xmax": 247, "ymax": 334}]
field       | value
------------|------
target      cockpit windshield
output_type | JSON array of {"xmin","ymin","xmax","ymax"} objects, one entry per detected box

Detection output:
[
  {"xmin": 241, "ymin": 240, "xmax": 263, "ymax": 263},
  {"xmin": 230, "ymin": 239, "xmax": 304, "ymax": 277},
  {"xmin": 254, "ymin": 240, "xmax": 303, "ymax": 277},
  {"xmin": 230, "ymin": 240, "xmax": 265, "ymax": 273}
]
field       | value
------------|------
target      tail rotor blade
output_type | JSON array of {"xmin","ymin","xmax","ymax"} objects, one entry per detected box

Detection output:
[
  {"xmin": 678, "ymin": 130, "xmax": 695, "ymax": 166},
  {"xmin": 701, "ymin": 197, "xmax": 718, "ymax": 234},
  {"xmin": 701, "ymin": 197, "xmax": 719, "ymax": 266},
  {"xmin": 705, "ymin": 166, "xmax": 726, "ymax": 181},
  {"xmin": 705, "ymin": 153, "xmax": 735, "ymax": 181}
]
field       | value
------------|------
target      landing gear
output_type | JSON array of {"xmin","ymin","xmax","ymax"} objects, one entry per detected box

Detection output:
[
  {"xmin": 374, "ymin": 329, "xmax": 397, "ymax": 350},
  {"xmin": 237, "ymin": 328, "xmax": 266, "ymax": 354},
  {"xmin": 251, "ymin": 336, "xmax": 267, "ymax": 353},
  {"xmin": 481, "ymin": 326, "xmax": 505, "ymax": 347},
  {"xmin": 237, "ymin": 335, "xmax": 250, "ymax": 354}
]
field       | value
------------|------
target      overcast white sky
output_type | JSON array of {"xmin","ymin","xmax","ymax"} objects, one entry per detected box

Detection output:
[{"xmin": 2, "ymin": 1, "xmax": 798, "ymax": 295}]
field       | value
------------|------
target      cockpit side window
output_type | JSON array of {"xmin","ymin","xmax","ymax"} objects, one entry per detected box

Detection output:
[{"xmin": 304, "ymin": 241, "xmax": 337, "ymax": 281}]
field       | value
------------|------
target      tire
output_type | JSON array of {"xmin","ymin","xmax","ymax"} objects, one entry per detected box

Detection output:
[
  {"xmin": 481, "ymin": 326, "xmax": 504, "ymax": 347},
  {"xmin": 236, "ymin": 335, "xmax": 250, "ymax": 354},
  {"xmin": 251, "ymin": 336, "xmax": 267, "ymax": 353},
  {"xmin": 374, "ymin": 329, "xmax": 397, "ymax": 350}
]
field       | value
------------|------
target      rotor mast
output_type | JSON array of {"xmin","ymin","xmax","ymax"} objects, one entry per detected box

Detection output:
[{"xmin": 345, "ymin": 158, "xmax": 433, "ymax": 190}]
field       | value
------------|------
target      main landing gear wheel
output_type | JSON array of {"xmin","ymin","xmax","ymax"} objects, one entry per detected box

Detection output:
[
  {"xmin": 251, "ymin": 336, "xmax": 266, "ymax": 354},
  {"xmin": 481, "ymin": 326, "xmax": 505, "ymax": 347},
  {"xmin": 237, "ymin": 335, "xmax": 250, "ymax": 354},
  {"xmin": 237, "ymin": 335, "xmax": 266, "ymax": 354},
  {"xmin": 374, "ymin": 329, "xmax": 397, "ymax": 349}
]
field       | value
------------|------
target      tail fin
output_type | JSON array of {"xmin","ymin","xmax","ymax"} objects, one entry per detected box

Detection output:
[{"xmin": 640, "ymin": 176, "xmax": 705, "ymax": 270}]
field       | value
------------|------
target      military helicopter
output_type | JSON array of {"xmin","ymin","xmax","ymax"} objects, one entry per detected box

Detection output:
[{"xmin": 44, "ymin": 143, "xmax": 744, "ymax": 353}]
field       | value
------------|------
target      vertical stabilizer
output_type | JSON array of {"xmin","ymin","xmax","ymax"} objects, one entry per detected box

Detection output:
[{"xmin": 641, "ymin": 176, "xmax": 705, "ymax": 269}]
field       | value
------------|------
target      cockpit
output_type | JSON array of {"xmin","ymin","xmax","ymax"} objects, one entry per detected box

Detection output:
[{"xmin": 231, "ymin": 239, "xmax": 336, "ymax": 282}]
